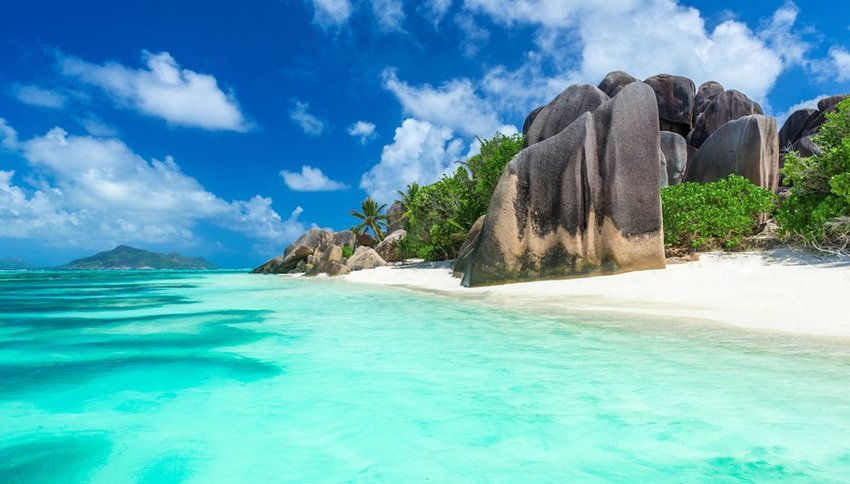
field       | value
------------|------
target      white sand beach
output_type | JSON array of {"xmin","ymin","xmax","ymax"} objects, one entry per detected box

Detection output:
[{"xmin": 343, "ymin": 249, "xmax": 850, "ymax": 339}]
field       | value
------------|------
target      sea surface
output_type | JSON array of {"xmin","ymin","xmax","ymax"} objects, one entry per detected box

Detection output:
[{"xmin": 1, "ymin": 270, "xmax": 850, "ymax": 482}]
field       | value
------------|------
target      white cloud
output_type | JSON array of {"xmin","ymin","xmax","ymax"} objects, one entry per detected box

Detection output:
[
  {"xmin": 280, "ymin": 165, "xmax": 347, "ymax": 191},
  {"xmin": 382, "ymin": 67, "xmax": 516, "ymax": 138},
  {"xmin": 829, "ymin": 46, "xmax": 850, "ymax": 82},
  {"xmin": 424, "ymin": 0, "xmax": 453, "ymax": 24},
  {"xmin": 371, "ymin": 0, "xmax": 405, "ymax": 31},
  {"xmin": 310, "ymin": 0, "xmax": 353, "ymax": 27},
  {"xmin": 290, "ymin": 100, "xmax": 327, "ymax": 136},
  {"xmin": 78, "ymin": 114, "xmax": 119, "ymax": 137},
  {"xmin": 0, "ymin": 118, "xmax": 18, "ymax": 150},
  {"xmin": 12, "ymin": 84, "xmax": 67, "ymax": 109},
  {"xmin": 348, "ymin": 120, "xmax": 377, "ymax": 144},
  {"xmin": 60, "ymin": 50, "xmax": 249, "ymax": 131},
  {"xmin": 360, "ymin": 118, "xmax": 464, "ymax": 203},
  {"xmin": 0, "ymin": 120, "xmax": 304, "ymax": 247},
  {"xmin": 455, "ymin": 14, "xmax": 490, "ymax": 57}
]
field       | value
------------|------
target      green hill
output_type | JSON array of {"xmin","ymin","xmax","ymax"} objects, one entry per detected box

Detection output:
[{"xmin": 57, "ymin": 245, "xmax": 216, "ymax": 270}]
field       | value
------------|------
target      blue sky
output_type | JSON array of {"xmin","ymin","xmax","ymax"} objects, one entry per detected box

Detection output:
[{"xmin": 1, "ymin": 0, "xmax": 848, "ymax": 267}]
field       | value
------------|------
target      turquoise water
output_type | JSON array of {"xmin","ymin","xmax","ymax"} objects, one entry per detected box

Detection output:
[{"xmin": 1, "ymin": 271, "xmax": 850, "ymax": 482}]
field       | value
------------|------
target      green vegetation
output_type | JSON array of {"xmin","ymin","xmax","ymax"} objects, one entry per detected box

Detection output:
[
  {"xmin": 661, "ymin": 175, "xmax": 776, "ymax": 252},
  {"xmin": 400, "ymin": 133, "xmax": 524, "ymax": 260},
  {"xmin": 58, "ymin": 245, "xmax": 215, "ymax": 270},
  {"xmin": 777, "ymin": 99, "xmax": 850, "ymax": 253},
  {"xmin": 350, "ymin": 197, "xmax": 388, "ymax": 241},
  {"xmin": 341, "ymin": 245, "xmax": 354, "ymax": 259}
]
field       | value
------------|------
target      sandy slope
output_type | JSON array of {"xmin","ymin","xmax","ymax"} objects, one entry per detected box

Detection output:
[{"xmin": 342, "ymin": 249, "xmax": 850, "ymax": 338}]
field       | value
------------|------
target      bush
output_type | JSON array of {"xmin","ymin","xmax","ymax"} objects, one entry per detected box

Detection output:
[
  {"xmin": 402, "ymin": 133, "xmax": 523, "ymax": 260},
  {"xmin": 661, "ymin": 175, "xmax": 776, "ymax": 251},
  {"xmin": 777, "ymin": 98, "xmax": 850, "ymax": 253},
  {"xmin": 341, "ymin": 245, "xmax": 354, "ymax": 259}
]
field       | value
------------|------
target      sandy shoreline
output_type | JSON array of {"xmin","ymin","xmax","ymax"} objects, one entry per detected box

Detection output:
[{"xmin": 341, "ymin": 249, "xmax": 850, "ymax": 339}]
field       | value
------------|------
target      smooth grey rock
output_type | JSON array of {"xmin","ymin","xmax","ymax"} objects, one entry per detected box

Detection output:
[
  {"xmin": 694, "ymin": 81, "xmax": 724, "ymax": 120},
  {"xmin": 792, "ymin": 135, "xmax": 822, "ymax": 158},
  {"xmin": 597, "ymin": 71, "xmax": 638, "ymax": 98},
  {"xmin": 462, "ymin": 82, "xmax": 666, "ymax": 287},
  {"xmin": 799, "ymin": 94, "xmax": 850, "ymax": 139},
  {"xmin": 779, "ymin": 108, "xmax": 817, "ymax": 151},
  {"xmin": 252, "ymin": 227, "xmax": 333, "ymax": 274},
  {"xmin": 644, "ymin": 74, "xmax": 696, "ymax": 136},
  {"xmin": 452, "ymin": 215, "xmax": 485, "ymax": 278},
  {"xmin": 345, "ymin": 247, "xmax": 387, "ymax": 271},
  {"xmin": 386, "ymin": 201, "xmax": 405, "ymax": 233},
  {"xmin": 375, "ymin": 229, "xmax": 407, "ymax": 262},
  {"xmin": 522, "ymin": 106, "xmax": 544, "ymax": 139},
  {"xmin": 685, "ymin": 115, "xmax": 779, "ymax": 191},
  {"xmin": 524, "ymin": 84, "xmax": 610, "ymax": 147},
  {"xmin": 687, "ymin": 90, "xmax": 763, "ymax": 148},
  {"xmin": 660, "ymin": 131, "xmax": 688, "ymax": 185}
]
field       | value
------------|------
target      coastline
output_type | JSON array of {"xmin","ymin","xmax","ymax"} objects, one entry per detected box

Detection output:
[{"xmin": 341, "ymin": 248, "xmax": 850, "ymax": 339}]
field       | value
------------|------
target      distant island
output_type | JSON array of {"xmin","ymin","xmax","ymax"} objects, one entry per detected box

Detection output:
[{"xmin": 57, "ymin": 245, "xmax": 216, "ymax": 270}]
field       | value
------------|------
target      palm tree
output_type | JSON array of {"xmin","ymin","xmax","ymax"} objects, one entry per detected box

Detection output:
[
  {"xmin": 351, "ymin": 197, "xmax": 388, "ymax": 241},
  {"xmin": 396, "ymin": 182, "xmax": 421, "ymax": 225}
]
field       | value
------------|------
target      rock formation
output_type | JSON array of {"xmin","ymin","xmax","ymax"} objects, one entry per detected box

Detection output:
[
  {"xmin": 386, "ymin": 201, "xmax": 406, "ymax": 233},
  {"xmin": 346, "ymin": 247, "xmax": 387, "ymax": 271},
  {"xmin": 452, "ymin": 215, "xmax": 485, "ymax": 278},
  {"xmin": 687, "ymin": 90, "xmax": 763, "ymax": 148},
  {"xmin": 523, "ymin": 84, "xmax": 609, "ymax": 147},
  {"xmin": 694, "ymin": 81, "xmax": 724, "ymax": 121},
  {"xmin": 460, "ymin": 82, "xmax": 666, "ymax": 287},
  {"xmin": 644, "ymin": 74, "xmax": 696, "ymax": 137},
  {"xmin": 685, "ymin": 115, "xmax": 779, "ymax": 191},
  {"xmin": 660, "ymin": 131, "xmax": 688, "ymax": 186},
  {"xmin": 779, "ymin": 108, "xmax": 816, "ymax": 151},
  {"xmin": 597, "ymin": 71, "xmax": 638, "ymax": 98},
  {"xmin": 375, "ymin": 229, "xmax": 406, "ymax": 262},
  {"xmin": 332, "ymin": 230, "xmax": 357, "ymax": 249}
]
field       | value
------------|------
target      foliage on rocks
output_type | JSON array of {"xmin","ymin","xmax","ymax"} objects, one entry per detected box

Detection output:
[{"xmin": 661, "ymin": 175, "xmax": 776, "ymax": 251}]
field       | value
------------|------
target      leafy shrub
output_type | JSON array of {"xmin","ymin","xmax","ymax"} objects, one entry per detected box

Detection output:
[
  {"xmin": 341, "ymin": 245, "xmax": 354, "ymax": 259},
  {"xmin": 661, "ymin": 175, "xmax": 776, "ymax": 251},
  {"xmin": 402, "ymin": 133, "xmax": 523, "ymax": 260},
  {"xmin": 777, "ymin": 98, "xmax": 850, "ymax": 253}
]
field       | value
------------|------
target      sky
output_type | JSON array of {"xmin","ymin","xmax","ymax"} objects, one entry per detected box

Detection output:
[{"xmin": 1, "ymin": 0, "xmax": 849, "ymax": 268}]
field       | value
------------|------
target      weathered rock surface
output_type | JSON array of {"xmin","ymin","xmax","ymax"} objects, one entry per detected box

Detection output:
[
  {"xmin": 524, "ymin": 84, "xmax": 609, "ymax": 147},
  {"xmin": 597, "ymin": 71, "xmax": 638, "ymax": 98},
  {"xmin": 779, "ymin": 108, "xmax": 817, "ymax": 151},
  {"xmin": 687, "ymin": 90, "xmax": 763, "ymax": 148},
  {"xmin": 694, "ymin": 81, "xmax": 724, "ymax": 120},
  {"xmin": 332, "ymin": 230, "xmax": 357, "ymax": 249},
  {"xmin": 792, "ymin": 135, "xmax": 822, "ymax": 157},
  {"xmin": 375, "ymin": 229, "xmax": 407, "ymax": 262},
  {"xmin": 461, "ymin": 82, "xmax": 666, "ymax": 287},
  {"xmin": 644, "ymin": 74, "xmax": 696, "ymax": 137},
  {"xmin": 252, "ymin": 227, "xmax": 333, "ymax": 274},
  {"xmin": 660, "ymin": 131, "xmax": 688, "ymax": 185},
  {"xmin": 685, "ymin": 115, "xmax": 779, "ymax": 191},
  {"xmin": 306, "ymin": 241, "xmax": 345, "ymax": 276},
  {"xmin": 346, "ymin": 247, "xmax": 387, "ymax": 271},
  {"xmin": 522, "ymin": 106, "xmax": 544, "ymax": 139},
  {"xmin": 386, "ymin": 201, "xmax": 405, "ymax": 233},
  {"xmin": 452, "ymin": 215, "xmax": 485, "ymax": 278},
  {"xmin": 358, "ymin": 233, "xmax": 377, "ymax": 248}
]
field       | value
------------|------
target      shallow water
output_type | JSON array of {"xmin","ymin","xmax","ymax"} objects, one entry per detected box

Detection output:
[{"xmin": 1, "ymin": 270, "xmax": 849, "ymax": 482}]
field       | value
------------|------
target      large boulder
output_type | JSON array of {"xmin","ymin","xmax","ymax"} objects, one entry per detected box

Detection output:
[
  {"xmin": 643, "ymin": 74, "xmax": 696, "ymax": 137},
  {"xmin": 687, "ymin": 90, "xmax": 763, "ymax": 148},
  {"xmin": 452, "ymin": 215, "xmax": 485, "ymax": 278},
  {"xmin": 597, "ymin": 71, "xmax": 638, "ymax": 98},
  {"xmin": 358, "ymin": 233, "xmax": 377, "ymax": 248},
  {"xmin": 522, "ymin": 106, "xmax": 544, "ymax": 139},
  {"xmin": 685, "ymin": 115, "xmax": 779, "ymax": 191},
  {"xmin": 779, "ymin": 109, "xmax": 817, "ymax": 151},
  {"xmin": 251, "ymin": 256, "xmax": 287, "ymax": 274},
  {"xmin": 252, "ymin": 228, "xmax": 333, "ymax": 274},
  {"xmin": 660, "ymin": 131, "xmax": 688, "ymax": 185},
  {"xmin": 461, "ymin": 82, "xmax": 666, "ymax": 287},
  {"xmin": 375, "ymin": 229, "xmax": 407, "ymax": 262},
  {"xmin": 332, "ymin": 230, "xmax": 357, "ymax": 249},
  {"xmin": 694, "ymin": 81, "xmax": 724, "ymax": 120},
  {"xmin": 523, "ymin": 84, "xmax": 610, "ymax": 147},
  {"xmin": 346, "ymin": 247, "xmax": 387, "ymax": 271},
  {"xmin": 284, "ymin": 228, "xmax": 332, "ymax": 257},
  {"xmin": 386, "ymin": 201, "xmax": 406, "ymax": 233}
]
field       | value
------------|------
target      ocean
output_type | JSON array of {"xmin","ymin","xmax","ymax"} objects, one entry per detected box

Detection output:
[{"xmin": 1, "ymin": 270, "xmax": 849, "ymax": 482}]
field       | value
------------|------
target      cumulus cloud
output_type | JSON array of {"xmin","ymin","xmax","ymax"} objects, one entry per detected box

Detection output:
[
  {"xmin": 280, "ymin": 165, "xmax": 347, "ymax": 191},
  {"xmin": 12, "ymin": 84, "xmax": 67, "ymax": 109},
  {"xmin": 309, "ymin": 0, "xmax": 353, "ymax": 27},
  {"xmin": 0, "ymin": 120, "xmax": 304, "ymax": 247},
  {"xmin": 829, "ymin": 46, "xmax": 850, "ymax": 82},
  {"xmin": 360, "ymin": 118, "xmax": 464, "ymax": 203},
  {"xmin": 60, "ymin": 50, "xmax": 249, "ymax": 131},
  {"xmin": 371, "ymin": 0, "xmax": 405, "ymax": 31},
  {"xmin": 382, "ymin": 67, "xmax": 516, "ymax": 138},
  {"xmin": 0, "ymin": 118, "xmax": 18, "ymax": 150},
  {"xmin": 290, "ymin": 100, "xmax": 327, "ymax": 136},
  {"xmin": 348, "ymin": 120, "xmax": 377, "ymax": 143}
]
